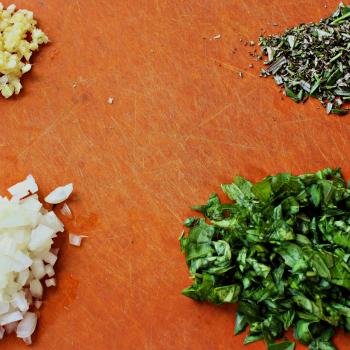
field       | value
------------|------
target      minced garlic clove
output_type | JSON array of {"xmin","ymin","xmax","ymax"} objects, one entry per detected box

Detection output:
[{"xmin": 0, "ymin": 3, "xmax": 48, "ymax": 98}]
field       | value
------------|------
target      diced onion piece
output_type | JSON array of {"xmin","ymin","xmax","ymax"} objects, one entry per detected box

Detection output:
[
  {"xmin": 16, "ymin": 312, "xmax": 37, "ymax": 339},
  {"xmin": 22, "ymin": 336, "xmax": 32, "ymax": 345},
  {"xmin": 29, "ymin": 280, "xmax": 43, "ymax": 299},
  {"xmin": 69, "ymin": 233, "xmax": 85, "ymax": 247},
  {"xmin": 41, "ymin": 211, "xmax": 64, "ymax": 233},
  {"xmin": 20, "ymin": 195, "xmax": 42, "ymax": 212},
  {"xmin": 0, "ymin": 75, "xmax": 8, "ymax": 85},
  {"xmin": 0, "ymin": 175, "xmax": 75, "ymax": 343},
  {"xmin": 69, "ymin": 233, "xmax": 82, "ymax": 246},
  {"xmin": 60, "ymin": 203, "xmax": 72, "ymax": 218},
  {"xmin": 31, "ymin": 259, "xmax": 45, "ymax": 279},
  {"xmin": 11, "ymin": 291, "xmax": 28, "ymax": 312},
  {"xmin": 7, "ymin": 175, "xmax": 38, "ymax": 199},
  {"xmin": 45, "ymin": 278, "xmax": 56, "ymax": 287},
  {"xmin": 34, "ymin": 301, "xmax": 42, "ymax": 309},
  {"xmin": 17, "ymin": 269, "xmax": 30, "ymax": 287},
  {"xmin": 13, "ymin": 251, "xmax": 33, "ymax": 272},
  {"xmin": 21, "ymin": 64, "xmax": 32, "ymax": 74},
  {"xmin": 24, "ymin": 288, "xmax": 33, "ymax": 306},
  {"xmin": 45, "ymin": 264, "xmax": 55, "ymax": 277},
  {"xmin": 0, "ymin": 303, "xmax": 9, "ymax": 315},
  {"xmin": 7, "ymin": 4, "xmax": 16, "ymax": 13},
  {"xmin": 0, "ymin": 206, "xmax": 33, "ymax": 229},
  {"xmin": 28, "ymin": 224, "xmax": 55, "ymax": 251},
  {"xmin": 0, "ymin": 311, "xmax": 23, "ymax": 325},
  {"xmin": 0, "ymin": 237, "xmax": 16, "ymax": 255},
  {"xmin": 45, "ymin": 183, "xmax": 73, "ymax": 204},
  {"xmin": 43, "ymin": 251, "xmax": 57, "ymax": 266}
]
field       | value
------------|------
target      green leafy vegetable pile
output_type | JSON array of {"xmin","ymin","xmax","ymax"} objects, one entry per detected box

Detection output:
[
  {"xmin": 180, "ymin": 168, "xmax": 350, "ymax": 350},
  {"xmin": 259, "ymin": 3, "xmax": 350, "ymax": 115}
]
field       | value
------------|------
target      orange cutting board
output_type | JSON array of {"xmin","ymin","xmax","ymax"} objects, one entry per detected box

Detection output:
[{"xmin": 0, "ymin": 0, "xmax": 349, "ymax": 349}]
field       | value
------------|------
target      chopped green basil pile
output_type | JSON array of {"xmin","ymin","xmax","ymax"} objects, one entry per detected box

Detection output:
[
  {"xmin": 180, "ymin": 168, "xmax": 350, "ymax": 350},
  {"xmin": 259, "ymin": 3, "xmax": 350, "ymax": 116}
]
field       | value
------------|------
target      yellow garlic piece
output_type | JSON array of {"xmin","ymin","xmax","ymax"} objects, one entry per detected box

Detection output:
[{"xmin": 0, "ymin": 3, "xmax": 48, "ymax": 98}]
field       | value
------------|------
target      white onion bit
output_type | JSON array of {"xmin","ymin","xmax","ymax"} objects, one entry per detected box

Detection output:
[
  {"xmin": 45, "ymin": 264, "xmax": 55, "ymax": 277},
  {"xmin": 30, "ymin": 280, "xmax": 43, "ymax": 299},
  {"xmin": 0, "ymin": 175, "xmax": 75, "ymax": 344},
  {"xmin": 31, "ymin": 259, "xmax": 46, "ymax": 279},
  {"xmin": 60, "ymin": 203, "xmax": 72, "ymax": 218},
  {"xmin": 16, "ymin": 312, "xmax": 37, "ymax": 339},
  {"xmin": 34, "ymin": 300, "xmax": 42, "ymax": 309},
  {"xmin": 45, "ymin": 278, "xmax": 56, "ymax": 288},
  {"xmin": 45, "ymin": 183, "xmax": 73, "ymax": 204},
  {"xmin": 17, "ymin": 269, "xmax": 30, "ymax": 287},
  {"xmin": 0, "ymin": 311, "xmax": 23, "ymax": 325},
  {"xmin": 0, "ymin": 303, "xmax": 9, "ymax": 315},
  {"xmin": 22, "ymin": 335, "xmax": 32, "ymax": 345},
  {"xmin": 69, "ymin": 233, "xmax": 85, "ymax": 247},
  {"xmin": 11, "ymin": 291, "xmax": 29, "ymax": 312},
  {"xmin": 7, "ymin": 175, "xmax": 38, "ymax": 199},
  {"xmin": 43, "ymin": 251, "xmax": 58, "ymax": 266}
]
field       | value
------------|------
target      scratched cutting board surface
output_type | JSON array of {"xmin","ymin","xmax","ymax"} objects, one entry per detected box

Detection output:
[{"xmin": 0, "ymin": 0, "xmax": 349, "ymax": 349}]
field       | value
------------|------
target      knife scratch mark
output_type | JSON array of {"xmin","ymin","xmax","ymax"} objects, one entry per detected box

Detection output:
[
  {"xmin": 184, "ymin": 103, "xmax": 233, "ymax": 140},
  {"xmin": 314, "ymin": 139, "xmax": 330, "ymax": 163},
  {"xmin": 100, "ymin": 159, "xmax": 181, "ymax": 188},
  {"xmin": 330, "ymin": 133, "xmax": 345, "ymax": 163},
  {"xmin": 212, "ymin": 58, "xmax": 257, "ymax": 79},
  {"xmin": 186, "ymin": 135, "xmax": 258, "ymax": 150},
  {"xmin": 17, "ymin": 102, "xmax": 87, "ymax": 160}
]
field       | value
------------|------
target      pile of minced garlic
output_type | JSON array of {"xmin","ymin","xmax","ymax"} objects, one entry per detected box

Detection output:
[
  {"xmin": 0, "ymin": 175, "xmax": 73, "ymax": 345},
  {"xmin": 0, "ymin": 3, "xmax": 48, "ymax": 98}
]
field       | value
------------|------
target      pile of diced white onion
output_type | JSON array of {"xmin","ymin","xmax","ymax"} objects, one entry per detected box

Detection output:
[{"xmin": 0, "ymin": 175, "xmax": 73, "ymax": 345}]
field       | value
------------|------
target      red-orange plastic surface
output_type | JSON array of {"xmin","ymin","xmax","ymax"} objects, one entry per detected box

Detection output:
[{"xmin": 0, "ymin": 1, "xmax": 348, "ymax": 349}]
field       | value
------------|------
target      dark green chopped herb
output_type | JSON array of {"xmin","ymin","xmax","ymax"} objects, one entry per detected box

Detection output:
[
  {"xmin": 234, "ymin": 312, "xmax": 249, "ymax": 335},
  {"xmin": 180, "ymin": 168, "xmax": 350, "ymax": 349},
  {"xmin": 268, "ymin": 342, "xmax": 295, "ymax": 350},
  {"xmin": 259, "ymin": 3, "xmax": 350, "ymax": 115}
]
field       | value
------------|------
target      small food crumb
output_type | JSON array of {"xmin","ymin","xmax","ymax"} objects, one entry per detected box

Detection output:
[
  {"xmin": 212, "ymin": 34, "xmax": 221, "ymax": 40},
  {"xmin": 249, "ymin": 64, "xmax": 253, "ymax": 68},
  {"xmin": 107, "ymin": 97, "xmax": 114, "ymax": 105},
  {"xmin": 239, "ymin": 72, "xmax": 243, "ymax": 78},
  {"xmin": 0, "ymin": 3, "xmax": 49, "ymax": 98}
]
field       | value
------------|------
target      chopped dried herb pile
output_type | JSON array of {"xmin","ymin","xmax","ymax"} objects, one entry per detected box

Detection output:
[
  {"xmin": 259, "ymin": 3, "xmax": 350, "ymax": 115},
  {"xmin": 180, "ymin": 168, "xmax": 350, "ymax": 350}
]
